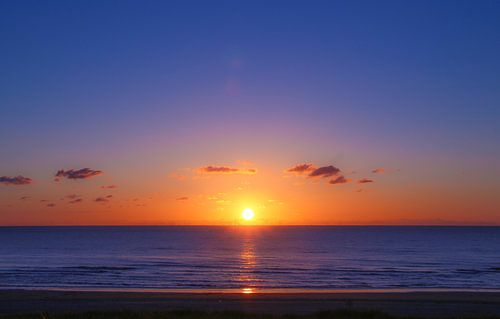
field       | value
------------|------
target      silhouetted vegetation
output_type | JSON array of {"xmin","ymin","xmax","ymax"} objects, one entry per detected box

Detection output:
[{"xmin": 1, "ymin": 310, "xmax": 499, "ymax": 319}]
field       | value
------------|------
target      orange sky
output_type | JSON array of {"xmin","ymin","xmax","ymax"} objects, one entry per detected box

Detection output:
[{"xmin": 1, "ymin": 160, "xmax": 498, "ymax": 226}]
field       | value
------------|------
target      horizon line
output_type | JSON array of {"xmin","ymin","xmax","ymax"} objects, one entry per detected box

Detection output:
[{"xmin": 0, "ymin": 224, "xmax": 499, "ymax": 227}]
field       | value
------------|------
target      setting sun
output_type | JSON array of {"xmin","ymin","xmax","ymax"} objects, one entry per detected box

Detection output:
[{"xmin": 242, "ymin": 208, "xmax": 255, "ymax": 221}]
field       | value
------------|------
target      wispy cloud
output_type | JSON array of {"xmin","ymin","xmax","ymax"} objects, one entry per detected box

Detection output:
[
  {"xmin": 286, "ymin": 163, "xmax": 316, "ymax": 174},
  {"xmin": 100, "ymin": 185, "xmax": 117, "ymax": 189},
  {"xmin": 197, "ymin": 166, "xmax": 257, "ymax": 174},
  {"xmin": 329, "ymin": 175, "xmax": 350, "ymax": 185},
  {"xmin": 65, "ymin": 194, "xmax": 83, "ymax": 204},
  {"xmin": 372, "ymin": 168, "xmax": 385, "ymax": 174},
  {"xmin": 95, "ymin": 197, "xmax": 108, "ymax": 203},
  {"xmin": 19, "ymin": 196, "xmax": 30, "ymax": 200},
  {"xmin": 169, "ymin": 172, "xmax": 188, "ymax": 181},
  {"xmin": 55, "ymin": 168, "xmax": 102, "ymax": 181},
  {"xmin": 358, "ymin": 178, "xmax": 374, "ymax": 184},
  {"xmin": 46, "ymin": 203, "xmax": 55, "ymax": 207},
  {"xmin": 176, "ymin": 196, "xmax": 189, "ymax": 201},
  {"xmin": 309, "ymin": 165, "xmax": 341, "ymax": 178},
  {"xmin": 0, "ymin": 175, "xmax": 33, "ymax": 186}
]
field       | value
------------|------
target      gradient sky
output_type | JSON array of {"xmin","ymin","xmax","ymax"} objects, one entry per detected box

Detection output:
[{"xmin": 1, "ymin": 0, "xmax": 499, "ymax": 225}]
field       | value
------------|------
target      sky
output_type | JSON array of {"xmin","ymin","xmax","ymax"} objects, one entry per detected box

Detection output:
[{"xmin": 0, "ymin": 0, "xmax": 499, "ymax": 225}]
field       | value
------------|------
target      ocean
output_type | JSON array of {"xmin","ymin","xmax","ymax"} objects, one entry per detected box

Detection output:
[{"xmin": 0, "ymin": 226, "xmax": 499, "ymax": 291}]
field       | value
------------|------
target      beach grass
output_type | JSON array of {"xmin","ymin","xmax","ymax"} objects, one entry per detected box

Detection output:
[{"xmin": 1, "ymin": 310, "xmax": 499, "ymax": 319}]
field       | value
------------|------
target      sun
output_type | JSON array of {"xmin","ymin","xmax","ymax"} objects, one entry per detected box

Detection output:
[{"xmin": 242, "ymin": 208, "xmax": 255, "ymax": 221}]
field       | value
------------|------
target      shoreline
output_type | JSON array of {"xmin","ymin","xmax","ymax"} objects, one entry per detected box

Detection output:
[
  {"xmin": 2, "ymin": 287, "xmax": 500, "ymax": 293},
  {"xmin": 1, "ymin": 289, "xmax": 500, "ymax": 317}
]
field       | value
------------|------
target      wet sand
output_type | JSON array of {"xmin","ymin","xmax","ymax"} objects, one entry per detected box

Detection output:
[{"xmin": 1, "ymin": 290, "xmax": 500, "ymax": 317}]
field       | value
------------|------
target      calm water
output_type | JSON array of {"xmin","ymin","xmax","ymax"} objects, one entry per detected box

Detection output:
[{"xmin": 0, "ymin": 226, "xmax": 499, "ymax": 290}]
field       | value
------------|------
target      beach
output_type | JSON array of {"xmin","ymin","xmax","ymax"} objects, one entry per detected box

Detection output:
[{"xmin": 1, "ymin": 290, "xmax": 500, "ymax": 317}]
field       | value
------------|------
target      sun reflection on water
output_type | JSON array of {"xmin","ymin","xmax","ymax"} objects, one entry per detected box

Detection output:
[
  {"xmin": 238, "ymin": 231, "xmax": 257, "ymax": 293},
  {"xmin": 241, "ymin": 287, "xmax": 255, "ymax": 294}
]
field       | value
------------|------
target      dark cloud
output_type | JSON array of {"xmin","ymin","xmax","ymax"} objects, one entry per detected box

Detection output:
[
  {"xmin": 372, "ymin": 168, "xmax": 385, "ymax": 174},
  {"xmin": 69, "ymin": 198, "xmax": 83, "ymax": 204},
  {"xmin": 100, "ymin": 185, "xmax": 117, "ymax": 189},
  {"xmin": 286, "ymin": 163, "xmax": 316, "ymax": 174},
  {"xmin": 66, "ymin": 194, "xmax": 80, "ymax": 199},
  {"xmin": 95, "ymin": 197, "xmax": 109, "ymax": 203},
  {"xmin": 198, "ymin": 166, "xmax": 257, "ymax": 174},
  {"xmin": 176, "ymin": 197, "xmax": 189, "ymax": 201},
  {"xmin": 358, "ymin": 178, "xmax": 374, "ymax": 184},
  {"xmin": 106, "ymin": 195, "xmax": 113, "ymax": 198},
  {"xmin": 19, "ymin": 196, "xmax": 30, "ymax": 201},
  {"xmin": 0, "ymin": 175, "xmax": 33, "ymax": 186},
  {"xmin": 309, "ymin": 165, "xmax": 341, "ymax": 178},
  {"xmin": 55, "ymin": 168, "xmax": 102, "ymax": 181},
  {"xmin": 329, "ymin": 175, "xmax": 350, "ymax": 185},
  {"xmin": 46, "ymin": 203, "xmax": 55, "ymax": 207}
]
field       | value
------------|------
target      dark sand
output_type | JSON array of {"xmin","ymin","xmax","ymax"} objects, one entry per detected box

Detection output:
[{"xmin": 1, "ymin": 290, "xmax": 499, "ymax": 317}]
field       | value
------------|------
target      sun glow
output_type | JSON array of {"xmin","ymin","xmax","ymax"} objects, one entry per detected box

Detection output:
[{"xmin": 242, "ymin": 208, "xmax": 255, "ymax": 221}]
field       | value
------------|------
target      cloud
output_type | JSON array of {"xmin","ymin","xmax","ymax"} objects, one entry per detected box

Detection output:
[
  {"xmin": 329, "ymin": 175, "xmax": 350, "ymax": 185},
  {"xmin": 176, "ymin": 197, "xmax": 189, "ymax": 201},
  {"xmin": 309, "ymin": 165, "xmax": 341, "ymax": 178},
  {"xmin": 287, "ymin": 163, "xmax": 350, "ymax": 186},
  {"xmin": 286, "ymin": 163, "xmax": 316, "ymax": 174},
  {"xmin": 236, "ymin": 160, "xmax": 255, "ymax": 166},
  {"xmin": 55, "ymin": 168, "xmax": 102, "ymax": 181},
  {"xmin": 372, "ymin": 168, "xmax": 385, "ymax": 174},
  {"xmin": 0, "ymin": 175, "xmax": 33, "ymax": 186},
  {"xmin": 358, "ymin": 178, "xmax": 374, "ymax": 184},
  {"xmin": 69, "ymin": 198, "xmax": 83, "ymax": 204},
  {"xmin": 95, "ymin": 196, "xmax": 110, "ymax": 203},
  {"xmin": 46, "ymin": 203, "xmax": 55, "ymax": 207},
  {"xmin": 100, "ymin": 185, "xmax": 117, "ymax": 189},
  {"xmin": 197, "ymin": 166, "xmax": 257, "ymax": 174},
  {"xmin": 169, "ymin": 172, "xmax": 188, "ymax": 181},
  {"xmin": 106, "ymin": 195, "xmax": 113, "ymax": 198},
  {"xmin": 19, "ymin": 196, "xmax": 30, "ymax": 200},
  {"xmin": 66, "ymin": 194, "xmax": 80, "ymax": 199}
]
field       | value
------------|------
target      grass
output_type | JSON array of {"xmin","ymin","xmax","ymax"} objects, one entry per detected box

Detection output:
[{"xmin": 1, "ymin": 310, "xmax": 499, "ymax": 319}]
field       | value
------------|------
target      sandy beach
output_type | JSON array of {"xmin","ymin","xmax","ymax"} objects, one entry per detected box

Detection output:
[{"xmin": 1, "ymin": 290, "xmax": 499, "ymax": 317}]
